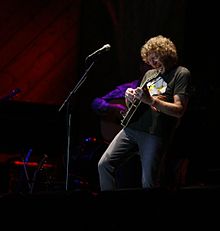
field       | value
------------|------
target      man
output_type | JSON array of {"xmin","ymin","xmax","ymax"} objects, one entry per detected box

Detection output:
[{"xmin": 98, "ymin": 35, "xmax": 192, "ymax": 191}]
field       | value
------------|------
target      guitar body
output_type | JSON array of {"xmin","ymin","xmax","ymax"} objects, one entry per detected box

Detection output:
[
  {"xmin": 120, "ymin": 99, "xmax": 142, "ymax": 127},
  {"xmin": 121, "ymin": 70, "xmax": 161, "ymax": 127}
]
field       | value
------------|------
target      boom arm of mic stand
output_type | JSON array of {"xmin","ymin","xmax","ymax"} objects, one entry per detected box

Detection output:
[
  {"xmin": 59, "ymin": 61, "xmax": 95, "ymax": 112},
  {"xmin": 58, "ymin": 61, "xmax": 95, "ymax": 191}
]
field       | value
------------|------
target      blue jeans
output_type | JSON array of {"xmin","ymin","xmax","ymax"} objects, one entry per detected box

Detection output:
[{"xmin": 98, "ymin": 127, "xmax": 166, "ymax": 191}]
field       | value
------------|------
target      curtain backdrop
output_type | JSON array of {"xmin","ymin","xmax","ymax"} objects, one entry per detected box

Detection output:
[{"xmin": 0, "ymin": 0, "xmax": 219, "ymax": 165}]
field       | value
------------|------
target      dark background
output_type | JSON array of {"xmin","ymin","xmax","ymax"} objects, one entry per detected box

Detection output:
[{"xmin": 0, "ymin": 0, "xmax": 219, "ymax": 192}]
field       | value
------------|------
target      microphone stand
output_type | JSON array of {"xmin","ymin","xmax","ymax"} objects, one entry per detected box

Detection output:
[{"xmin": 59, "ymin": 60, "xmax": 95, "ymax": 191}]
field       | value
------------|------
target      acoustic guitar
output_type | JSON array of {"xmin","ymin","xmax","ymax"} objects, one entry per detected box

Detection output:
[{"xmin": 121, "ymin": 71, "xmax": 160, "ymax": 127}]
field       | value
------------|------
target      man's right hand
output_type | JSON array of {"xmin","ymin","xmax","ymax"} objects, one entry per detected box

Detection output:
[{"xmin": 125, "ymin": 88, "xmax": 136, "ymax": 103}]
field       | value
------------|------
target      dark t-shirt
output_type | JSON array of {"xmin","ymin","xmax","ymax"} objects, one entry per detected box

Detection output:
[{"xmin": 127, "ymin": 66, "xmax": 191, "ymax": 140}]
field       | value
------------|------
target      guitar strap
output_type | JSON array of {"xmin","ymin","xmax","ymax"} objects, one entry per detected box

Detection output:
[{"xmin": 140, "ymin": 69, "xmax": 160, "ymax": 89}]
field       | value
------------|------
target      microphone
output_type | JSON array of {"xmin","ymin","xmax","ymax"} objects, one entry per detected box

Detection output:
[{"xmin": 86, "ymin": 44, "xmax": 111, "ymax": 61}]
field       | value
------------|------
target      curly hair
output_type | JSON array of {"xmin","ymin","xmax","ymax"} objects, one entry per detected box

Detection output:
[{"xmin": 142, "ymin": 35, "xmax": 178, "ymax": 70}]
